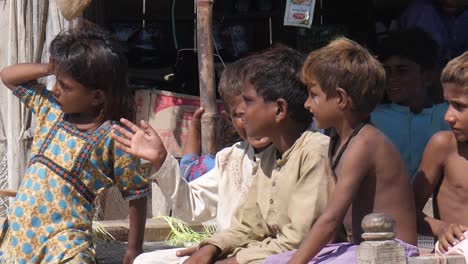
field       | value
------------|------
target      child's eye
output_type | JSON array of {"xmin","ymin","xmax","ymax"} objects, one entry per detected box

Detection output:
[{"xmin": 451, "ymin": 102, "xmax": 466, "ymax": 111}]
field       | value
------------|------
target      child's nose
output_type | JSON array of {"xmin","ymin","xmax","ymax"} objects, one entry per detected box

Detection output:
[
  {"xmin": 304, "ymin": 97, "xmax": 312, "ymax": 110},
  {"xmin": 444, "ymin": 108, "xmax": 456, "ymax": 125},
  {"xmin": 51, "ymin": 85, "xmax": 60, "ymax": 97}
]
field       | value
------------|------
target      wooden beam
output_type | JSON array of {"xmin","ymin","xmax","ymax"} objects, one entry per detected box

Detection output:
[{"xmin": 196, "ymin": 0, "xmax": 218, "ymax": 155}]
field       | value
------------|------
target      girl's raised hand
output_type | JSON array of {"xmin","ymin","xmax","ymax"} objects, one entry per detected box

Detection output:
[
  {"xmin": 112, "ymin": 118, "xmax": 167, "ymax": 169},
  {"xmin": 47, "ymin": 59, "xmax": 56, "ymax": 75}
]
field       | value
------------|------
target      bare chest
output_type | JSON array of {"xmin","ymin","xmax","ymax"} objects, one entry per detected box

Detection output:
[
  {"xmin": 436, "ymin": 156, "xmax": 468, "ymax": 223},
  {"xmin": 441, "ymin": 156, "xmax": 468, "ymax": 198}
]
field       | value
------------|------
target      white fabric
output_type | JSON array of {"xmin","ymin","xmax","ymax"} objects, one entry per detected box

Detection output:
[
  {"xmin": 150, "ymin": 141, "xmax": 270, "ymax": 231},
  {"xmin": 134, "ymin": 248, "xmax": 189, "ymax": 264}
]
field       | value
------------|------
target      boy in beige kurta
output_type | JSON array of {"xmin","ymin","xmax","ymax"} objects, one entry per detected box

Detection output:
[{"xmin": 184, "ymin": 47, "xmax": 330, "ymax": 264}]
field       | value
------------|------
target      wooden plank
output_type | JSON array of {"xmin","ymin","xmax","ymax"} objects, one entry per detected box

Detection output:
[{"xmin": 408, "ymin": 254, "xmax": 466, "ymax": 264}]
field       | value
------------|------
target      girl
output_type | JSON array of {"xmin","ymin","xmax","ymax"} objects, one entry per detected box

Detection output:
[{"xmin": 0, "ymin": 24, "xmax": 149, "ymax": 263}]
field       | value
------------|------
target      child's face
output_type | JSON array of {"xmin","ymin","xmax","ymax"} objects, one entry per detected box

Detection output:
[
  {"xmin": 383, "ymin": 56, "xmax": 430, "ymax": 105},
  {"xmin": 226, "ymin": 95, "xmax": 248, "ymax": 141},
  {"xmin": 304, "ymin": 75, "xmax": 338, "ymax": 129},
  {"xmin": 226, "ymin": 95, "xmax": 271, "ymax": 148},
  {"xmin": 52, "ymin": 74, "xmax": 99, "ymax": 115},
  {"xmin": 240, "ymin": 82, "xmax": 276, "ymax": 139},
  {"xmin": 443, "ymin": 83, "xmax": 468, "ymax": 142}
]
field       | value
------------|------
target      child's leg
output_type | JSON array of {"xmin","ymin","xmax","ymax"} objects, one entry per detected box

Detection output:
[{"xmin": 263, "ymin": 250, "xmax": 296, "ymax": 264}]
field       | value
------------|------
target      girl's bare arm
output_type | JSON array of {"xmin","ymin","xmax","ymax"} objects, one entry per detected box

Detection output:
[{"xmin": 0, "ymin": 63, "xmax": 53, "ymax": 90}]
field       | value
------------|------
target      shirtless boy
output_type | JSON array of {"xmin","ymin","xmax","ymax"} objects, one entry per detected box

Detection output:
[
  {"xmin": 412, "ymin": 51, "xmax": 468, "ymax": 253},
  {"xmin": 265, "ymin": 37, "xmax": 418, "ymax": 264}
]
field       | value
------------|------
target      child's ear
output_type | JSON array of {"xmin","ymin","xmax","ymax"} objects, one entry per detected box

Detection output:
[
  {"xmin": 92, "ymin": 89, "xmax": 105, "ymax": 106},
  {"xmin": 221, "ymin": 110, "xmax": 232, "ymax": 124},
  {"xmin": 336, "ymin": 87, "xmax": 350, "ymax": 110},
  {"xmin": 275, "ymin": 98, "xmax": 288, "ymax": 122}
]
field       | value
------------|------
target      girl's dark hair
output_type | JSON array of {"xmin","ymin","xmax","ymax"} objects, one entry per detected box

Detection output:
[{"xmin": 49, "ymin": 23, "xmax": 134, "ymax": 122}]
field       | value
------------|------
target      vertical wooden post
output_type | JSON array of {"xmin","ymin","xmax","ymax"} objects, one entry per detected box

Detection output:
[
  {"xmin": 356, "ymin": 213, "xmax": 407, "ymax": 264},
  {"xmin": 34, "ymin": 0, "xmax": 49, "ymax": 63},
  {"xmin": 196, "ymin": 0, "xmax": 218, "ymax": 155}
]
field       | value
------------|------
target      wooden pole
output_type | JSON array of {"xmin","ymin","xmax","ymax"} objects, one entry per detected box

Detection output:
[
  {"xmin": 356, "ymin": 213, "xmax": 406, "ymax": 264},
  {"xmin": 34, "ymin": 0, "xmax": 49, "ymax": 63},
  {"xmin": 196, "ymin": 0, "xmax": 218, "ymax": 155}
]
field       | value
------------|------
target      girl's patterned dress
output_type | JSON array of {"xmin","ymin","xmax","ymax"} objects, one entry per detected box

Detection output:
[{"xmin": 0, "ymin": 81, "xmax": 150, "ymax": 263}]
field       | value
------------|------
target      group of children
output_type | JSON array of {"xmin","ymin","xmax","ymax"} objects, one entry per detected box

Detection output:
[{"xmin": 0, "ymin": 22, "xmax": 468, "ymax": 264}]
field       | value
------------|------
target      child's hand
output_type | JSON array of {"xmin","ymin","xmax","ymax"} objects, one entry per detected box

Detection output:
[
  {"xmin": 437, "ymin": 223, "xmax": 468, "ymax": 252},
  {"xmin": 189, "ymin": 107, "xmax": 204, "ymax": 131},
  {"xmin": 182, "ymin": 107, "xmax": 204, "ymax": 156},
  {"xmin": 183, "ymin": 245, "xmax": 219, "ymax": 264},
  {"xmin": 112, "ymin": 118, "xmax": 167, "ymax": 169},
  {"xmin": 176, "ymin": 246, "xmax": 197, "ymax": 257}
]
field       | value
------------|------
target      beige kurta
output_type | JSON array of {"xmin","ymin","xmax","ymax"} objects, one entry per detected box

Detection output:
[{"xmin": 200, "ymin": 130, "xmax": 330, "ymax": 264}]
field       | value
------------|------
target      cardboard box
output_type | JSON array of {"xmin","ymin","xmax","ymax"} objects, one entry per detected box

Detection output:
[{"xmin": 135, "ymin": 89, "xmax": 223, "ymax": 158}]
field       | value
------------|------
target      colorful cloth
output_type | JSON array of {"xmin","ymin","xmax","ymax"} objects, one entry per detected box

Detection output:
[
  {"xmin": 371, "ymin": 103, "xmax": 449, "ymax": 179},
  {"xmin": 263, "ymin": 240, "xmax": 419, "ymax": 263},
  {"xmin": 0, "ymin": 81, "xmax": 150, "ymax": 263},
  {"xmin": 179, "ymin": 154, "xmax": 215, "ymax": 182}
]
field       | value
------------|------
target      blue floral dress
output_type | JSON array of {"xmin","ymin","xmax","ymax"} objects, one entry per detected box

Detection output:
[{"xmin": 0, "ymin": 81, "xmax": 150, "ymax": 263}]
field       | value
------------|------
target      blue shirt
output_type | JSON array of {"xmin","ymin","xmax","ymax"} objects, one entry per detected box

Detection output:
[
  {"xmin": 400, "ymin": 0, "xmax": 468, "ymax": 68},
  {"xmin": 371, "ymin": 103, "xmax": 450, "ymax": 179}
]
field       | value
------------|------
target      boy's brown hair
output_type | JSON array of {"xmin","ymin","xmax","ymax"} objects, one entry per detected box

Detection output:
[
  {"xmin": 301, "ymin": 37, "xmax": 386, "ymax": 116},
  {"xmin": 441, "ymin": 51, "xmax": 468, "ymax": 89},
  {"xmin": 218, "ymin": 58, "xmax": 250, "ymax": 101}
]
